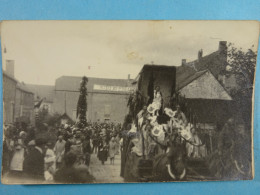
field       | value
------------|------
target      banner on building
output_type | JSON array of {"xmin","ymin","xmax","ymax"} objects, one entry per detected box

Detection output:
[{"xmin": 93, "ymin": 84, "xmax": 134, "ymax": 93}]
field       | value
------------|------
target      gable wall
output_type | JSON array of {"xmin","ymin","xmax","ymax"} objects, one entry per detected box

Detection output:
[{"xmin": 179, "ymin": 71, "xmax": 232, "ymax": 100}]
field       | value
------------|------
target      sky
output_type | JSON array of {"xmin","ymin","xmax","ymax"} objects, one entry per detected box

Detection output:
[{"xmin": 0, "ymin": 20, "xmax": 259, "ymax": 85}]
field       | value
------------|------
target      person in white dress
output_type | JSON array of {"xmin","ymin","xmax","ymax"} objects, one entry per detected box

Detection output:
[
  {"xmin": 44, "ymin": 142, "xmax": 56, "ymax": 181},
  {"xmin": 10, "ymin": 131, "xmax": 27, "ymax": 176},
  {"xmin": 152, "ymin": 86, "xmax": 163, "ymax": 116}
]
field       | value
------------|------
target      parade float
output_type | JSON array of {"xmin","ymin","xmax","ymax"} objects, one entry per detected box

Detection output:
[{"xmin": 121, "ymin": 65, "xmax": 215, "ymax": 182}]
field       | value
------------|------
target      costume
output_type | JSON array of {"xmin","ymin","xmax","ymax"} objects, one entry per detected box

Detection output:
[{"xmin": 148, "ymin": 90, "xmax": 163, "ymax": 116}]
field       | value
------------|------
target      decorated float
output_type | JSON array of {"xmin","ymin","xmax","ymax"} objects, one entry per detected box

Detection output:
[{"xmin": 121, "ymin": 65, "xmax": 215, "ymax": 182}]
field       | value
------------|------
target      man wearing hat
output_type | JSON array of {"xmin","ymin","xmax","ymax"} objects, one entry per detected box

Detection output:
[{"xmin": 23, "ymin": 137, "xmax": 47, "ymax": 182}]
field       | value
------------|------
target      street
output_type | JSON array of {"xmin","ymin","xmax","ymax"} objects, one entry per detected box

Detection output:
[{"xmin": 89, "ymin": 153, "xmax": 124, "ymax": 183}]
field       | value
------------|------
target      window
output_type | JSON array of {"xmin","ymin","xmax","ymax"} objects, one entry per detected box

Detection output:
[
  {"xmin": 72, "ymin": 109, "xmax": 77, "ymax": 121},
  {"xmin": 104, "ymin": 105, "xmax": 111, "ymax": 119}
]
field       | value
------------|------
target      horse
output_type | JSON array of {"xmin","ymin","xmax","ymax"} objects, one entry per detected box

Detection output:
[{"xmin": 152, "ymin": 133, "xmax": 187, "ymax": 181}]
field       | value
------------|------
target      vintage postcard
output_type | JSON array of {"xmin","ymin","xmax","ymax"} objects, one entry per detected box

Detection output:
[{"xmin": 1, "ymin": 21, "xmax": 259, "ymax": 184}]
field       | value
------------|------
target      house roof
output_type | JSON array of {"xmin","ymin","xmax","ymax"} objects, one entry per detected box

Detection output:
[
  {"xmin": 55, "ymin": 76, "xmax": 133, "ymax": 94},
  {"xmin": 26, "ymin": 84, "xmax": 55, "ymax": 102},
  {"xmin": 2, "ymin": 70, "xmax": 17, "ymax": 83},
  {"xmin": 2, "ymin": 70, "xmax": 34, "ymax": 94},
  {"xmin": 17, "ymin": 82, "xmax": 34, "ymax": 94},
  {"xmin": 180, "ymin": 41, "xmax": 227, "ymax": 78},
  {"xmin": 176, "ymin": 65, "xmax": 197, "ymax": 90},
  {"xmin": 177, "ymin": 69, "xmax": 208, "ymax": 90},
  {"xmin": 184, "ymin": 50, "xmax": 226, "ymax": 78},
  {"xmin": 141, "ymin": 64, "xmax": 176, "ymax": 72},
  {"xmin": 177, "ymin": 69, "xmax": 232, "ymax": 100}
]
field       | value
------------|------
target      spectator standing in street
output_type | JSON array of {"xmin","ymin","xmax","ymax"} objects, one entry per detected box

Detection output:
[
  {"xmin": 2, "ymin": 126, "xmax": 14, "ymax": 175},
  {"xmin": 109, "ymin": 137, "xmax": 117, "ymax": 165},
  {"xmin": 82, "ymin": 135, "xmax": 92, "ymax": 167},
  {"xmin": 44, "ymin": 142, "xmax": 56, "ymax": 181},
  {"xmin": 54, "ymin": 135, "xmax": 66, "ymax": 169},
  {"xmin": 54, "ymin": 152, "xmax": 95, "ymax": 184},
  {"xmin": 9, "ymin": 131, "xmax": 27, "ymax": 177},
  {"xmin": 97, "ymin": 137, "xmax": 108, "ymax": 165},
  {"xmin": 92, "ymin": 133, "xmax": 99, "ymax": 154},
  {"xmin": 23, "ymin": 138, "xmax": 47, "ymax": 182},
  {"xmin": 65, "ymin": 134, "xmax": 74, "ymax": 154}
]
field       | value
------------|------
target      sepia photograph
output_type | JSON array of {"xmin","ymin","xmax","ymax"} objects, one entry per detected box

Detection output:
[{"xmin": 0, "ymin": 20, "xmax": 259, "ymax": 184}]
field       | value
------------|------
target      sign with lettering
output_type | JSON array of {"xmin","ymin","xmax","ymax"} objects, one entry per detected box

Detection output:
[{"xmin": 93, "ymin": 84, "xmax": 134, "ymax": 92}]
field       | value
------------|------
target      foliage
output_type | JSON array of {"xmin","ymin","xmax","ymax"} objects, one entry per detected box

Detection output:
[
  {"xmin": 36, "ymin": 108, "xmax": 62, "ymax": 130},
  {"xmin": 127, "ymin": 90, "xmax": 145, "ymax": 122},
  {"xmin": 76, "ymin": 76, "xmax": 88, "ymax": 128},
  {"xmin": 35, "ymin": 107, "xmax": 49, "ymax": 130},
  {"xmin": 226, "ymin": 43, "xmax": 257, "ymax": 127},
  {"xmin": 44, "ymin": 112, "xmax": 62, "ymax": 126},
  {"xmin": 226, "ymin": 43, "xmax": 257, "ymax": 95}
]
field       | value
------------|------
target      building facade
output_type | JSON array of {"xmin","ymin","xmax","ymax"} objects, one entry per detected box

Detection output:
[
  {"xmin": 15, "ymin": 82, "xmax": 35, "ymax": 125},
  {"xmin": 3, "ymin": 71, "xmax": 17, "ymax": 124},
  {"xmin": 53, "ymin": 76, "xmax": 133, "ymax": 123},
  {"xmin": 2, "ymin": 71, "xmax": 35, "ymax": 126}
]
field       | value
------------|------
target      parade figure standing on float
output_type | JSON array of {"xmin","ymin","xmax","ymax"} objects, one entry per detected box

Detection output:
[
  {"xmin": 153, "ymin": 86, "xmax": 163, "ymax": 116},
  {"xmin": 147, "ymin": 86, "xmax": 163, "ymax": 116}
]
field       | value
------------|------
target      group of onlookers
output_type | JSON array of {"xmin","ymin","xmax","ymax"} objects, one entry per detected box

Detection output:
[{"xmin": 2, "ymin": 121, "xmax": 123, "ymax": 184}]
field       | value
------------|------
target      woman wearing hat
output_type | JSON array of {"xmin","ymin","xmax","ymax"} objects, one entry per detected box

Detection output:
[{"xmin": 97, "ymin": 137, "xmax": 108, "ymax": 165}]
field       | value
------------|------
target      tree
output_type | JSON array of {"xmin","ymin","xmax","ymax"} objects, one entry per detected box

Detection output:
[
  {"xmin": 227, "ymin": 43, "xmax": 257, "ymax": 93},
  {"xmin": 76, "ymin": 76, "xmax": 88, "ymax": 128},
  {"xmin": 44, "ymin": 112, "xmax": 62, "ymax": 126},
  {"xmin": 226, "ymin": 43, "xmax": 257, "ymax": 128}
]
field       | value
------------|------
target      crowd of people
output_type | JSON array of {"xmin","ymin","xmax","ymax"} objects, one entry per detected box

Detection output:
[{"xmin": 2, "ymin": 121, "xmax": 123, "ymax": 184}]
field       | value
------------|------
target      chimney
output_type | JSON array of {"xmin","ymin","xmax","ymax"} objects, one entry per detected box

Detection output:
[
  {"xmin": 198, "ymin": 49, "xmax": 203, "ymax": 60},
  {"xmin": 128, "ymin": 74, "xmax": 130, "ymax": 80},
  {"xmin": 181, "ymin": 59, "xmax": 186, "ymax": 66},
  {"xmin": 6, "ymin": 60, "xmax": 15, "ymax": 77},
  {"xmin": 219, "ymin": 41, "xmax": 227, "ymax": 52}
]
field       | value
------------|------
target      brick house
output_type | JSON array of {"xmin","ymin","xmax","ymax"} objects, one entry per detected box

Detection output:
[
  {"xmin": 181, "ymin": 41, "xmax": 238, "ymax": 93},
  {"xmin": 2, "ymin": 71, "xmax": 35, "ymax": 126}
]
